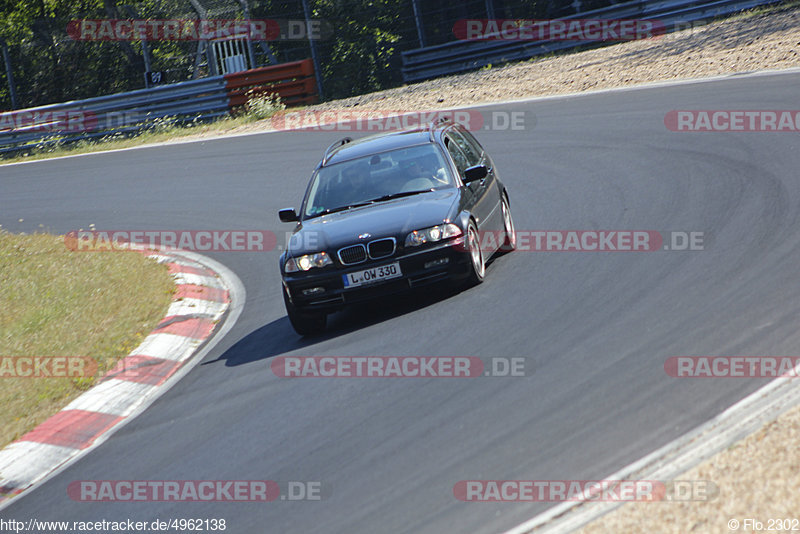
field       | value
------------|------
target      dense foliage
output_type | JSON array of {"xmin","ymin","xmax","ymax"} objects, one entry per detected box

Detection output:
[{"xmin": 0, "ymin": 0, "xmax": 608, "ymax": 109}]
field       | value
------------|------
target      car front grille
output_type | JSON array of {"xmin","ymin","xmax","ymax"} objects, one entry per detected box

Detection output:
[
  {"xmin": 367, "ymin": 238, "xmax": 396, "ymax": 259},
  {"xmin": 338, "ymin": 244, "xmax": 367, "ymax": 265},
  {"xmin": 338, "ymin": 237, "xmax": 397, "ymax": 265}
]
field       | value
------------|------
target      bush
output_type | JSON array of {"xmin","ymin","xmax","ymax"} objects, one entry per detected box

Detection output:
[{"xmin": 244, "ymin": 90, "xmax": 286, "ymax": 121}]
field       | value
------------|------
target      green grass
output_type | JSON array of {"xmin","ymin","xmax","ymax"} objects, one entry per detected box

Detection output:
[
  {"xmin": 0, "ymin": 231, "xmax": 175, "ymax": 447},
  {"xmin": 727, "ymin": 0, "xmax": 800, "ymax": 21}
]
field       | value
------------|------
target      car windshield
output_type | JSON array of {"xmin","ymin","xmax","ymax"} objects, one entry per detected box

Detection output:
[{"xmin": 303, "ymin": 143, "xmax": 455, "ymax": 218}]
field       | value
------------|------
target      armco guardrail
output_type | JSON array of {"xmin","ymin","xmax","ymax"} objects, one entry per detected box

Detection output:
[
  {"xmin": 225, "ymin": 59, "xmax": 318, "ymax": 108},
  {"xmin": 0, "ymin": 76, "xmax": 229, "ymax": 155},
  {"xmin": 0, "ymin": 59, "xmax": 318, "ymax": 156},
  {"xmin": 401, "ymin": 0, "xmax": 785, "ymax": 82}
]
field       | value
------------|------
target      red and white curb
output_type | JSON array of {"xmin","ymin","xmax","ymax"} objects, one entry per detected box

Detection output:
[{"xmin": 0, "ymin": 247, "xmax": 245, "ymax": 508}]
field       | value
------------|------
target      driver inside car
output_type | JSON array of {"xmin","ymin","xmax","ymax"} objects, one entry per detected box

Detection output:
[{"xmin": 341, "ymin": 160, "xmax": 373, "ymax": 203}]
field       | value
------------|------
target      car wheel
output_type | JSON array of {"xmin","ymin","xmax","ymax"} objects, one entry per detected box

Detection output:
[
  {"xmin": 466, "ymin": 220, "xmax": 485, "ymax": 286},
  {"xmin": 499, "ymin": 194, "xmax": 516, "ymax": 253},
  {"xmin": 283, "ymin": 286, "xmax": 326, "ymax": 336}
]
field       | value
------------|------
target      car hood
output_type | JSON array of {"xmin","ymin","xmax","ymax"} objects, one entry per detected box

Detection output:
[{"xmin": 289, "ymin": 189, "xmax": 460, "ymax": 254}]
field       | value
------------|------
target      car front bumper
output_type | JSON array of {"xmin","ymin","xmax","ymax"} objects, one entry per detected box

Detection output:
[{"xmin": 282, "ymin": 237, "xmax": 470, "ymax": 313}]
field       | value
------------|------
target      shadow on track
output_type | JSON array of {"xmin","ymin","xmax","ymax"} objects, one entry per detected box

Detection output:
[{"xmin": 202, "ymin": 284, "xmax": 465, "ymax": 368}]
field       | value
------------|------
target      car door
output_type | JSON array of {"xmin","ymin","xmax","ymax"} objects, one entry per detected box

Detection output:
[
  {"xmin": 445, "ymin": 129, "xmax": 501, "ymax": 232},
  {"xmin": 443, "ymin": 133, "xmax": 481, "ymax": 222}
]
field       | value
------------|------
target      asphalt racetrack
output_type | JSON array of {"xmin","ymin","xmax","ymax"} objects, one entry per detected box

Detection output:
[{"xmin": 2, "ymin": 70, "xmax": 800, "ymax": 533}]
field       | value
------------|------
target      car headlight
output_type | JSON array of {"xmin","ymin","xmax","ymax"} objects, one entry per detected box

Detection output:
[
  {"xmin": 405, "ymin": 223, "xmax": 462, "ymax": 247},
  {"xmin": 285, "ymin": 252, "xmax": 333, "ymax": 273}
]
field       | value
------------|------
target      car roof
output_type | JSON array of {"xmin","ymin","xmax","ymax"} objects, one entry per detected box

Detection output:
[{"xmin": 321, "ymin": 122, "xmax": 454, "ymax": 167}]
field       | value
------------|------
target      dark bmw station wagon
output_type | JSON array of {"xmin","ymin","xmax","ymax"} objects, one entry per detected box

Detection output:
[{"xmin": 278, "ymin": 119, "xmax": 516, "ymax": 335}]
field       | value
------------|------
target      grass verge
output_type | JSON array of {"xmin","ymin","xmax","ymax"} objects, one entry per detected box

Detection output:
[
  {"xmin": 0, "ymin": 91, "xmax": 287, "ymax": 165},
  {"xmin": 580, "ymin": 402, "xmax": 800, "ymax": 533},
  {"xmin": 0, "ymin": 231, "xmax": 175, "ymax": 448}
]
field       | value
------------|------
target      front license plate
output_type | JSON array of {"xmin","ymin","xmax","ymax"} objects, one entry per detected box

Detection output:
[{"xmin": 343, "ymin": 262, "xmax": 402, "ymax": 288}]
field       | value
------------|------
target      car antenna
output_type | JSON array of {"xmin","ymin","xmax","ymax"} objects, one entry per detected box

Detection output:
[{"xmin": 322, "ymin": 137, "xmax": 352, "ymax": 165}]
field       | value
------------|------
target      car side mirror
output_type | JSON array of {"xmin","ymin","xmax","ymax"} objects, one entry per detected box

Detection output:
[
  {"xmin": 279, "ymin": 208, "xmax": 299, "ymax": 223},
  {"xmin": 463, "ymin": 164, "xmax": 488, "ymax": 183}
]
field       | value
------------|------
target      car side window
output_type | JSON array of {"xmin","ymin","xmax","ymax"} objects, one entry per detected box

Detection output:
[
  {"xmin": 444, "ymin": 135, "xmax": 470, "ymax": 176},
  {"xmin": 458, "ymin": 129, "xmax": 487, "ymax": 162},
  {"xmin": 448, "ymin": 130, "xmax": 482, "ymax": 168}
]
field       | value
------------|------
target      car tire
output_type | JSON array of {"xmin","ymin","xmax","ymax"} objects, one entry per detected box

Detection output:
[
  {"xmin": 466, "ymin": 220, "xmax": 485, "ymax": 286},
  {"xmin": 283, "ymin": 286, "xmax": 327, "ymax": 336},
  {"xmin": 499, "ymin": 193, "xmax": 516, "ymax": 253}
]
